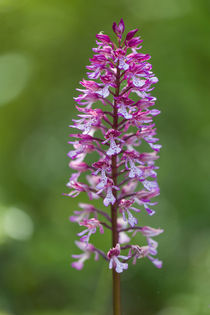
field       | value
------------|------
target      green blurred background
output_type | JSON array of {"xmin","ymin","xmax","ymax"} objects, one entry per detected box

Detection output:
[{"xmin": 0, "ymin": 0, "xmax": 210, "ymax": 314}]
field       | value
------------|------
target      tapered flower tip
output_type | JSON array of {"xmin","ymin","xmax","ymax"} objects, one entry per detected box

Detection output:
[
  {"xmin": 75, "ymin": 240, "xmax": 94, "ymax": 252},
  {"xmin": 119, "ymin": 18, "xmax": 125, "ymax": 32},
  {"xmin": 125, "ymin": 29, "xmax": 139, "ymax": 41},
  {"xmin": 72, "ymin": 261, "xmax": 84, "ymax": 270},
  {"xmin": 150, "ymin": 258, "xmax": 163, "ymax": 269},
  {"xmin": 112, "ymin": 22, "xmax": 117, "ymax": 33},
  {"xmin": 96, "ymin": 33, "xmax": 111, "ymax": 44},
  {"xmin": 69, "ymin": 161, "xmax": 88, "ymax": 172},
  {"xmin": 112, "ymin": 18, "xmax": 125, "ymax": 37},
  {"xmin": 78, "ymin": 203, "xmax": 95, "ymax": 211},
  {"xmin": 141, "ymin": 226, "xmax": 164, "ymax": 237}
]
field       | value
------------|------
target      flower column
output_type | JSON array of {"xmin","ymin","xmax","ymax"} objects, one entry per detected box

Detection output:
[{"xmin": 111, "ymin": 60, "xmax": 121, "ymax": 315}]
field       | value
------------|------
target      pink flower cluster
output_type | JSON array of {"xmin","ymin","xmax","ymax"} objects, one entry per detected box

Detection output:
[{"xmin": 66, "ymin": 19, "xmax": 163, "ymax": 273}]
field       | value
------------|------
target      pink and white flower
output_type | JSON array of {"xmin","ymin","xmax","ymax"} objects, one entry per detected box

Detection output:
[
  {"xmin": 103, "ymin": 129, "xmax": 123, "ymax": 156},
  {"xmin": 107, "ymin": 243, "xmax": 128, "ymax": 273},
  {"xmin": 70, "ymin": 203, "xmax": 96, "ymax": 223},
  {"xmin": 72, "ymin": 241, "xmax": 98, "ymax": 270},
  {"xmin": 78, "ymin": 218, "xmax": 104, "ymax": 244},
  {"xmin": 92, "ymin": 159, "xmax": 111, "ymax": 190},
  {"xmin": 101, "ymin": 179, "xmax": 119, "ymax": 207},
  {"xmin": 119, "ymin": 199, "xmax": 140, "ymax": 227}
]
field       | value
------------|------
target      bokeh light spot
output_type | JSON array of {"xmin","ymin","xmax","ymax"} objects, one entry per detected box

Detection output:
[
  {"xmin": 0, "ymin": 53, "xmax": 32, "ymax": 106},
  {"xmin": 3, "ymin": 207, "xmax": 34, "ymax": 241}
]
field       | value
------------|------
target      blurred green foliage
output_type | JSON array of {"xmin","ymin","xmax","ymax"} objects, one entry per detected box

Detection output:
[{"xmin": 0, "ymin": 0, "xmax": 210, "ymax": 314}]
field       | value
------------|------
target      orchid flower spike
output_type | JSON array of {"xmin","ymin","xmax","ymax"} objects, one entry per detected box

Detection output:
[{"xmin": 66, "ymin": 18, "xmax": 163, "ymax": 283}]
